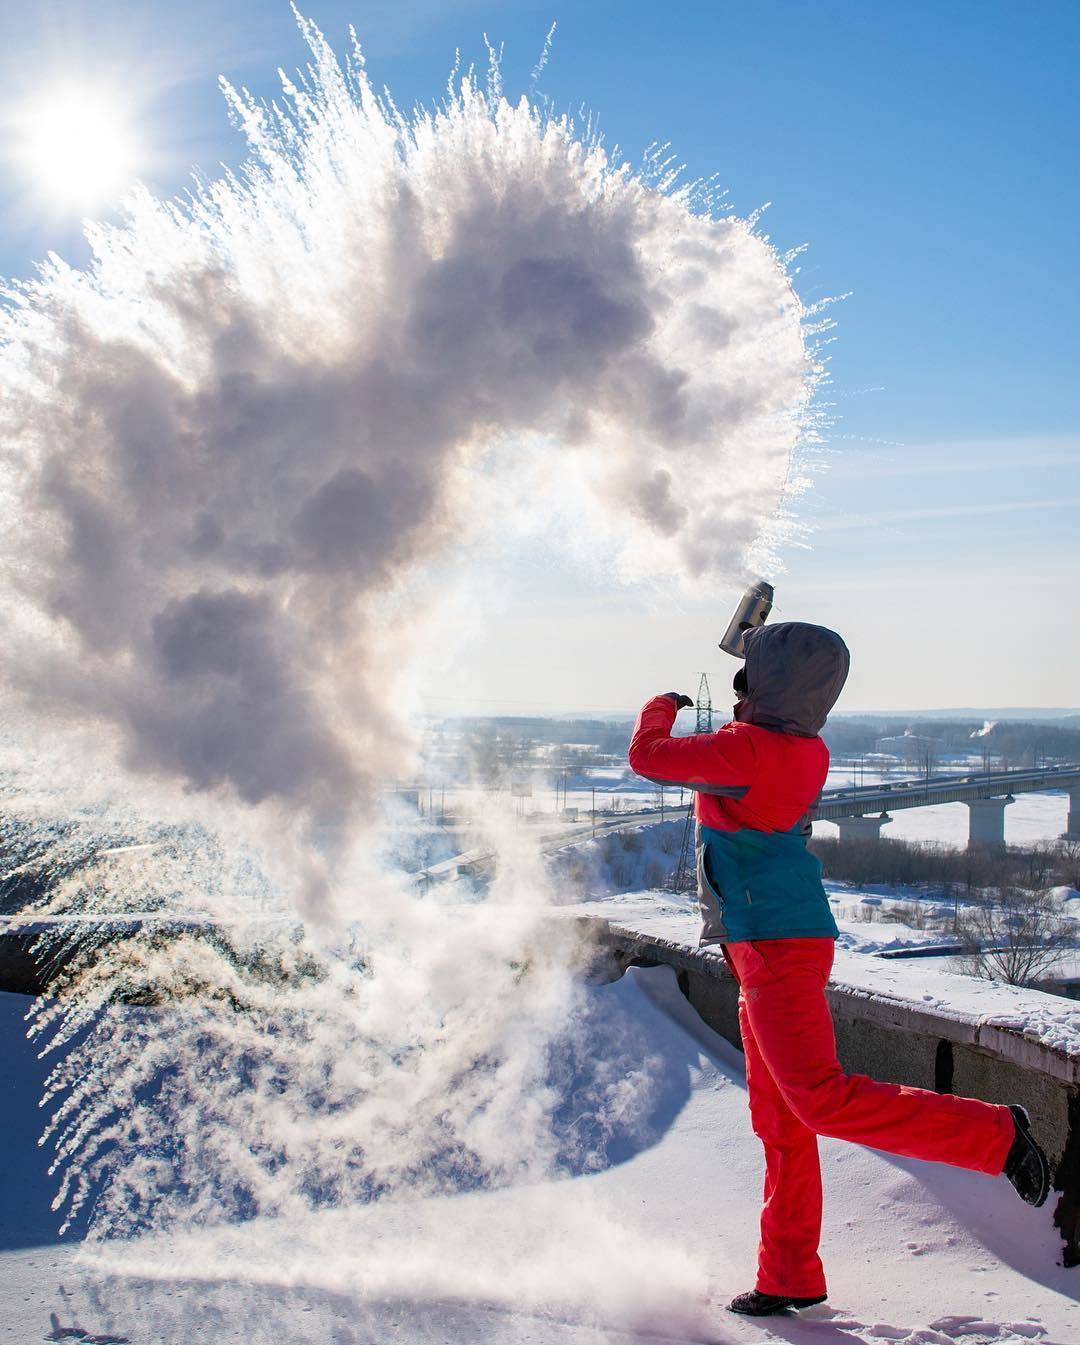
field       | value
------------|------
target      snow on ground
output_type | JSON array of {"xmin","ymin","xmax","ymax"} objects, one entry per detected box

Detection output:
[
  {"xmin": 2, "ymin": 972, "xmax": 1077, "ymax": 1345},
  {"xmin": 832, "ymin": 915, "xmax": 954, "ymax": 956},
  {"xmin": 2, "ymin": 807, "xmax": 1076, "ymax": 1340}
]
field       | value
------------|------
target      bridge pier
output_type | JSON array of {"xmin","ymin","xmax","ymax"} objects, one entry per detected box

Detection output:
[
  {"xmin": 1065, "ymin": 788, "xmax": 1080, "ymax": 842},
  {"xmin": 835, "ymin": 813, "xmax": 893, "ymax": 843},
  {"xmin": 966, "ymin": 795, "xmax": 1014, "ymax": 852}
]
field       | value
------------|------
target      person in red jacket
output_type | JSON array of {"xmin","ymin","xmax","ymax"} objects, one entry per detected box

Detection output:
[{"xmin": 628, "ymin": 621, "xmax": 1051, "ymax": 1318}]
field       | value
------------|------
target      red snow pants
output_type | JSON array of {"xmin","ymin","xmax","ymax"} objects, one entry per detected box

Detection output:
[{"xmin": 722, "ymin": 938, "xmax": 1017, "ymax": 1299}]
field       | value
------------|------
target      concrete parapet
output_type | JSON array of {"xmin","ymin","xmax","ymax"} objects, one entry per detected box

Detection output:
[
  {"xmin": 966, "ymin": 795, "xmax": 1014, "ymax": 851},
  {"xmin": 0, "ymin": 923, "xmax": 44, "ymax": 996}
]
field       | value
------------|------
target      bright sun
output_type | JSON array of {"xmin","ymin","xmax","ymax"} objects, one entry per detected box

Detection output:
[{"xmin": 16, "ymin": 85, "xmax": 141, "ymax": 209}]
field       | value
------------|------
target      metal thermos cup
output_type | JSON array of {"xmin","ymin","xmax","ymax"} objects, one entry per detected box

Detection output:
[{"xmin": 719, "ymin": 580, "xmax": 774, "ymax": 658}]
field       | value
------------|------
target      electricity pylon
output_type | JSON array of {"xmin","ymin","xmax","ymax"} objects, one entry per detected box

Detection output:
[
  {"xmin": 670, "ymin": 804, "xmax": 696, "ymax": 893},
  {"xmin": 695, "ymin": 673, "xmax": 713, "ymax": 734}
]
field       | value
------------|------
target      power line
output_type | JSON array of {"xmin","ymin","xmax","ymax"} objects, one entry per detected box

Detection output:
[{"xmin": 421, "ymin": 695, "xmax": 640, "ymax": 712}]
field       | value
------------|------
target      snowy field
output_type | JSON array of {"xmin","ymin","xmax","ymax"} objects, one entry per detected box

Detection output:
[{"xmin": 2, "ymin": 969, "xmax": 1077, "ymax": 1345}]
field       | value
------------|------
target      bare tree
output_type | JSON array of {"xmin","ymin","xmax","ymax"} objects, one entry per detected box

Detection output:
[
  {"xmin": 1056, "ymin": 839, "xmax": 1080, "ymax": 893},
  {"xmin": 1018, "ymin": 841, "xmax": 1057, "ymax": 891},
  {"xmin": 954, "ymin": 887, "xmax": 1078, "ymax": 987}
]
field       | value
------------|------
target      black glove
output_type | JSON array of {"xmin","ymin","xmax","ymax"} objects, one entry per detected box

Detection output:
[{"xmin": 664, "ymin": 692, "xmax": 694, "ymax": 710}]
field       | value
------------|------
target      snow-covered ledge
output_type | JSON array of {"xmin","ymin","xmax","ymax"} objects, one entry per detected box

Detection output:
[
  {"xmin": 595, "ymin": 920, "xmax": 1079, "ymax": 1082},
  {"xmin": 575, "ymin": 907, "xmax": 1080, "ymax": 1269}
]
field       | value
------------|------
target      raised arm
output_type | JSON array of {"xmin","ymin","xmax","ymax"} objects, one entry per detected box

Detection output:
[{"xmin": 627, "ymin": 693, "xmax": 756, "ymax": 797}]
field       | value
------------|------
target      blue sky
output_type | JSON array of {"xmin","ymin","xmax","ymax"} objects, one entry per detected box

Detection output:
[{"xmin": 1, "ymin": 1, "xmax": 1077, "ymax": 712}]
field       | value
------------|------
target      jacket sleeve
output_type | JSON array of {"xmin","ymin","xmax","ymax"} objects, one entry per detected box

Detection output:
[{"xmin": 627, "ymin": 694, "xmax": 756, "ymax": 796}]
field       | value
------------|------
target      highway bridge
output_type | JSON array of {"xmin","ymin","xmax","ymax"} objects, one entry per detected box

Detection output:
[
  {"xmin": 812, "ymin": 763, "xmax": 1080, "ymax": 849},
  {"xmin": 412, "ymin": 762, "xmax": 1080, "ymax": 884},
  {"xmin": 6, "ymin": 765, "xmax": 1071, "ymax": 901}
]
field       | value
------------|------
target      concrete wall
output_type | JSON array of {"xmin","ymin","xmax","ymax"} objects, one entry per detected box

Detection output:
[{"xmin": 0, "ymin": 923, "xmax": 51, "ymax": 996}]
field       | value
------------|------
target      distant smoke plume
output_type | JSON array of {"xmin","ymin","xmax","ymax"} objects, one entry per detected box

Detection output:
[{"xmin": 0, "ymin": 13, "xmax": 816, "ymax": 835}]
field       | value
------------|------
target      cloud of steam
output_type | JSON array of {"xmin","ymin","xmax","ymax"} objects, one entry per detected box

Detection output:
[
  {"xmin": 26, "ymin": 843, "xmax": 672, "ymax": 1262},
  {"xmin": 32, "ymin": 945, "xmax": 718, "ymax": 1335},
  {"xmin": 81, "ymin": 1180, "xmax": 708, "ymax": 1339},
  {"xmin": 1, "ymin": 14, "xmax": 820, "ymax": 1324},
  {"xmin": 0, "ymin": 11, "xmax": 816, "ymax": 835}
]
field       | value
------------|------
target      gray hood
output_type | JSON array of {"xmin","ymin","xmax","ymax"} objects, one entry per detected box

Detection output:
[{"xmin": 735, "ymin": 622, "xmax": 850, "ymax": 737}]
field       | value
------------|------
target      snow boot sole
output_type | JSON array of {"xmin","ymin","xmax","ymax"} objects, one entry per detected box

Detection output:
[
  {"xmin": 1005, "ymin": 1104, "xmax": 1050, "ymax": 1208},
  {"xmin": 728, "ymin": 1290, "xmax": 827, "ymax": 1316}
]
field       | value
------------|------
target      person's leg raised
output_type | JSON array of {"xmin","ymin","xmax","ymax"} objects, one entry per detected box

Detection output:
[{"xmin": 733, "ymin": 939, "xmax": 1015, "ymax": 1175}]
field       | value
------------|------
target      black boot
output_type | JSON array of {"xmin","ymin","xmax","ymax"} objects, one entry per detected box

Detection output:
[
  {"xmin": 1004, "ymin": 1105, "xmax": 1050, "ymax": 1208},
  {"xmin": 728, "ymin": 1289, "xmax": 827, "ymax": 1316}
]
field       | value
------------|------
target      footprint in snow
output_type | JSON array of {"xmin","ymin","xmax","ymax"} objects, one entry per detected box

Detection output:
[
  {"xmin": 928, "ymin": 1318, "xmax": 1048, "ymax": 1340},
  {"xmin": 851, "ymin": 1316, "xmax": 1054, "ymax": 1345}
]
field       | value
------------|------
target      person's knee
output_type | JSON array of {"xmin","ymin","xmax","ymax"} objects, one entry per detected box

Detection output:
[
  {"xmin": 748, "ymin": 1103, "xmax": 815, "ymax": 1147},
  {"xmin": 779, "ymin": 1075, "xmax": 847, "ymax": 1134}
]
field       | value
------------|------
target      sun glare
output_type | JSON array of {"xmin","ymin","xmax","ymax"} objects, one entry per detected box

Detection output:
[{"xmin": 15, "ymin": 85, "xmax": 140, "ymax": 210}]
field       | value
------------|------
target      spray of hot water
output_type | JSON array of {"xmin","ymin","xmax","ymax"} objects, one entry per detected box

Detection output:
[{"xmin": 0, "ymin": 9, "xmax": 827, "ymax": 1324}]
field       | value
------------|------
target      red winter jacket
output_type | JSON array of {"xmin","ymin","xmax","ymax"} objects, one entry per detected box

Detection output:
[
  {"xmin": 627, "ymin": 623, "xmax": 850, "ymax": 944},
  {"xmin": 628, "ymin": 694, "xmax": 829, "ymax": 834}
]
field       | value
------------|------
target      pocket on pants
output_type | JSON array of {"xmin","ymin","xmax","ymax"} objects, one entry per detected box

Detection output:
[
  {"xmin": 750, "ymin": 937, "xmax": 833, "ymax": 986},
  {"xmin": 726, "ymin": 940, "xmax": 770, "ymax": 985}
]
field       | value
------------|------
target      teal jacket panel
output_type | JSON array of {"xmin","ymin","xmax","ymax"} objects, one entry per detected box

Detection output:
[{"xmin": 696, "ymin": 821, "xmax": 838, "ymax": 945}]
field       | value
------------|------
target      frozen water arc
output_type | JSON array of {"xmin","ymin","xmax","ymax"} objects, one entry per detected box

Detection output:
[
  {"xmin": 0, "ymin": 11, "xmax": 825, "ymax": 1272},
  {"xmin": 1, "ymin": 12, "xmax": 818, "ymax": 833}
]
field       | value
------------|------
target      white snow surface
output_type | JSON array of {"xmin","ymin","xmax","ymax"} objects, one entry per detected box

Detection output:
[
  {"xmin": 3, "ymin": 969, "xmax": 1078, "ymax": 1344},
  {"xmin": 832, "ymin": 916, "xmax": 956, "ymax": 955}
]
